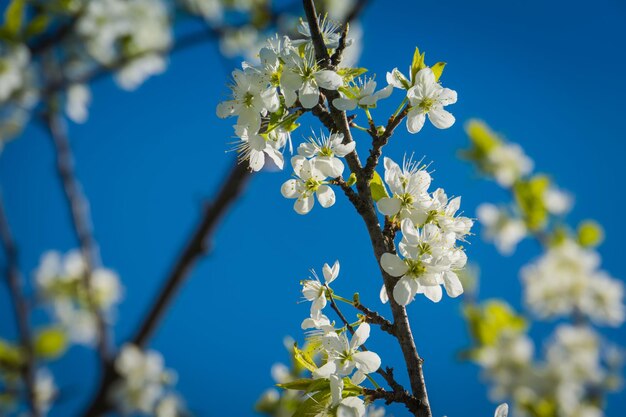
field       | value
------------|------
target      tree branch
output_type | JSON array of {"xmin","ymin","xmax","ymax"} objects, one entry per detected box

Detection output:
[
  {"xmin": 80, "ymin": 161, "xmax": 252, "ymax": 417},
  {"xmin": 302, "ymin": 4, "xmax": 432, "ymax": 416},
  {"xmin": 325, "ymin": 288, "xmax": 406, "ymax": 394},
  {"xmin": 0, "ymin": 195, "xmax": 40, "ymax": 417},
  {"xmin": 352, "ymin": 296, "xmax": 395, "ymax": 336},
  {"xmin": 44, "ymin": 109, "xmax": 111, "ymax": 362}
]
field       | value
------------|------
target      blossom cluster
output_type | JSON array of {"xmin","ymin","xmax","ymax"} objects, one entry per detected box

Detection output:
[
  {"xmin": 522, "ymin": 239, "xmax": 624, "ymax": 326},
  {"xmin": 35, "ymin": 250, "xmax": 122, "ymax": 345},
  {"xmin": 110, "ymin": 344, "xmax": 185, "ymax": 417},
  {"xmin": 473, "ymin": 319, "xmax": 622, "ymax": 417},
  {"xmin": 377, "ymin": 157, "xmax": 473, "ymax": 305},
  {"xmin": 294, "ymin": 261, "xmax": 382, "ymax": 417}
]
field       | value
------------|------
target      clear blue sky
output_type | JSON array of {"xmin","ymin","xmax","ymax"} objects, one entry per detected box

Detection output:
[{"xmin": 1, "ymin": 0, "xmax": 625, "ymax": 416}]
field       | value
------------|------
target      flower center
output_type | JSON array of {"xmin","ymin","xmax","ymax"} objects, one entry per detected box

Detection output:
[
  {"xmin": 319, "ymin": 146, "xmax": 334, "ymax": 157},
  {"xmin": 305, "ymin": 178, "xmax": 321, "ymax": 192},
  {"xmin": 406, "ymin": 259, "xmax": 425, "ymax": 277},
  {"xmin": 419, "ymin": 98, "xmax": 435, "ymax": 112}
]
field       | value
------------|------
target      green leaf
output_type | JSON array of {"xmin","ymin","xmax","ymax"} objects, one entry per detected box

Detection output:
[
  {"xmin": 346, "ymin": 172, "xmax": 357, "ymax": 187},
  {"xmin": 293, "ymin": 343, "xmax": 317, "ymax": 373},
  {"xmin": 3, "ymin": 0, "xmax": 26, "ymax": 38},
  {"xmin": 577, "ymin": 220, "xmax": 604, "ymax": 248},
  {"xmin": 410, "ymin": 47, "xmax": 426, "ymax": 81},
  {"xmin": 0, "ymin": 338, "xmax": 23, "ymax": 368},
  {"xmin": 34, "ymin": 327, "xmax": 68, "ymax": 360},
  {"xmin": 431, "ymin": 62, "xmax": 446, "ymax": 82},
  {"xmin": 293, "ymin": 391, "xmax": 331, "ymax": 417},
  {"xmin": 25, "ymin": 15, "xmax": 51, "ymax": 37},
  {"xmin": 369, "ymin": 171, "xmax": 389, "ymax": 202},
  {"xmin": 277, "ymin": 378, "xmax": 315, "ymax": 391},
  {"xmin": 336, "ymin": 67, "xmax": 368, "ymax": 81}
]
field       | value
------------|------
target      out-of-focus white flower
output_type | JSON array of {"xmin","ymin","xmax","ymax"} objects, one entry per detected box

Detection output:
[
  {"xmin": 77, "ymin": 0, "xmax": 172, "ymax": 90},
  {"xmin": 485, "ymin": 143, "xmax": 533, "ymax": 187},
  {"xmin": 65, "ymin": 84, "xmax": 91, "ymax": 123},
  {"xmin": 111, "ymin": 344, "xmax": 176, "ymax": 415},
  {"xmin": 35, "ymin": 250, "xmax": 123, "ymax": 344},
  {"xmin": 522, "ymin": 240, "xmax": 624, "ymax": 326},
  {"xmin": 34, "ymin": 368, "xmax": 57, "ymax": 414},
  {"xmin": 477, "ymin": 203, "xmax": 527, "ymax": 255},
  {"xmin": 543, "ymin": 186, "xmax": 573, "ymax": 215}
]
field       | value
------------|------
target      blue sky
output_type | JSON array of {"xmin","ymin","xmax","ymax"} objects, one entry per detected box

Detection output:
[{"xmin": 1, "ymin": 0, "xmax": 625, "ymax": 416}]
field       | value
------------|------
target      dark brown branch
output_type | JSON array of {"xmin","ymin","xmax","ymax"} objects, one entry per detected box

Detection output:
[
  {"xmin": 80, "ymin": 161, "xmax": 252, "ymax": 417},
  {"xmin": 302, "ymin": 4, "xmax": 432, "ymax": 416},
  {"xmin": 362, "ymin": 107, "xmax": 410, "ymax": 184},
  {"xmin": 353, "ymin": 296, "xmax": 395, "ymax": 336},
  {"xmin": 44, "ymin": 109, "xmax": 111, "ymax": 362},
  {"xmin": 364, "ymin": 387, "xmax": 423, "ymax": 416},
  {"xmin": 0, "ymin": 195, "xmax": 40, "ymax": 417},
  {"xmin": 331, "ymin": 177, "xmax": 361, "ymax": 208}
]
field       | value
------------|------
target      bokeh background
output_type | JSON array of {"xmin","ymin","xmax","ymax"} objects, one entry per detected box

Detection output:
[{"xmin": 1, "ymin": 0, "xmax": 625, "ymax": 416}]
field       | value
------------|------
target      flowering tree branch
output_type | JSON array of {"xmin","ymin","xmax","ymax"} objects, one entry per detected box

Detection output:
[
  {"xmin": 44, "ymin": 107, "xmax": 111, "ymax": 363},
  {"xmin": 0, "ymin": 195, "xmax": 40, "ymax": 417},
  {"xmin": 301, "ymin": 2, "xmax": 432, "ymax": 416}
]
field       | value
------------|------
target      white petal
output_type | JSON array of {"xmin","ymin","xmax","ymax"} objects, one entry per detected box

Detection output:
[
  {"xmin": 281, "ymin": 70, "xmax": 303, "ymax": 90},
  {"xmin": 299, "ymin": 80, "xmax": 320, "ymax": 109},
  {"xmin": 316, "ymin": 185, "xmax": 336, "ymax": 208},
  {"xmin": 443, "ymin": 271, "xmax": 464, "ymax": 298},
  {"xmin": 332, "ymin": 97, "xmax": 358, "ymax": 111},
  {"xmin": 280, "ymin": 179, "xmax": 299, "ymax": 198},
  {"xmin": 377, "ymin": 197, "xmax": 401, "ymax": 216},
  {"xmin": 315, "ymin": 70, "xmax": 343, "ymax": 90},
  {"xmin": 406, "ymin": 108, "xmax": 426, "ymax": 134},
  {"xmin": 420, "ymin": 285, "xmax": 443, "ymax": 303},
  {"xmin": 353, "ymin": 351, "xmax": 381, "ymax": 374},
  {"xmin": 393, "ymin": 277, "xmax": 414, "ymax": 306},
  {"xmin": 295, "ymin": 196, "xmax": 314, "ymax": 214},
  {"xmin": 323, "ymin": 260, "xmax": 340, "ymax": 284},
  {"xmin": 351, "ymin": 323, "xmax": 370, "ymax": 349},
  {"xmin": 495, "ymin": 404, "xmax": 509, "ymax": 417},
  {"xmin": 380, "ymin": 253, "xmax": 408, "ymax": 277},
  {"xmin": 249, "ymin": 149, "xmax": 265, "ymax": 171},
  {"xmin": 312, "ymin": 361, "xmax": 337, "ymax": 379},
  {"xmin": 379, "ymin": 284, "xmax": 389, "ymax": 304},
  {"xmin": 428, "ymin": 107, "xmax": 455, "ymax": 129}
]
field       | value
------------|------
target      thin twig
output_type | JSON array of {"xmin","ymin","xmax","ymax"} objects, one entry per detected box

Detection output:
[
  {"xmin": 353, "ymin": 296, "xmax": 395, "ymax": 336},
  {"xmin": 44, "ymin": 109, "xmax": 110, "ymax": 362},
  {"xmin": 326, "ymin": 288, "xmax": 405, "ymax": 394},
  {"xmin": 0, "ymin": 195, "xmax": 40, "ymax": 417}
]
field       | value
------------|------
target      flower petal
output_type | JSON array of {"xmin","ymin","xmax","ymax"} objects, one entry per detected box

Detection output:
[{"xmin": 380, "ymin": 253, "xmax": 408, "ymax": 277}]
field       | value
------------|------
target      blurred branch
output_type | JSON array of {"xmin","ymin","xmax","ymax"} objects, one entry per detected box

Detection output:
[
  {"xmin": 0, "ymin": 195, "xmax": 40, "ymax": 417},
  {"xmin": 44, "ymin": 108, "xmax": 111, "ymax": 362},
  {"xmin": 80, "ymin": 161, "xmax": 252, "ymax": 417}
]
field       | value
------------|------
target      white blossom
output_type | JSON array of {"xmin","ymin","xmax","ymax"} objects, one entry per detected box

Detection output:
[
  {"xmin": 543, "ymin": 186, "xmax": 573, "ymax": 215},
  {"xmin": 376, "ymin": 156, "xmax": 432, "ymax": 223},
  {"xmin": 294, "ymin": 16, "xmax": 343, "ymax": 49},
  {"xmin": 332, "ymin": 77, "xmax": 393, "ymax": 111},
  {"xmin": 232, "ymin": 125, "xmax": 285, "ymax": 171},
  {"xmin": 65, "ymin": 84, "xmax": 92, "ymax": 123},
  {"xmin": 301, "ymin": 260, "xmax": 340, "ymax": 319},
  {"xmin": 521, "ymin": 240, "xmax": 624, "ymax": 326},
  {"xmin": 405, "ymin": 67, "xmax": 457, "ymax": 133},
  {"xmin": 111, "ymin": 344, "xmax": 176, "ymax": 415},
  {"xmin": 34, "ymin": 368, "xmax": 57, "ymax": 414},
  {"xmin": 477, "ymin": 203, "xmax": 527, "ymax": 255},
  {"xmin": 485, "ymin": 143, "xmax": 533, "ymax": 187},
  {"xmin": 281, "ymin": 47, "xmax": 343, "ymax": 109},
  {"xmin": 380, "ymin": 220, "xmax": 467, "ymax": 305},
  {"xmin": 297, "ymin": 131, "xmax": 355, "ymax": 178},
  {"xmin": 314, "ymin": 323, "xmax": 381, "ymax": 385},
  {"xmin": 281, "ymin": 156, "xmax": 335, "ymax": 214}
]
